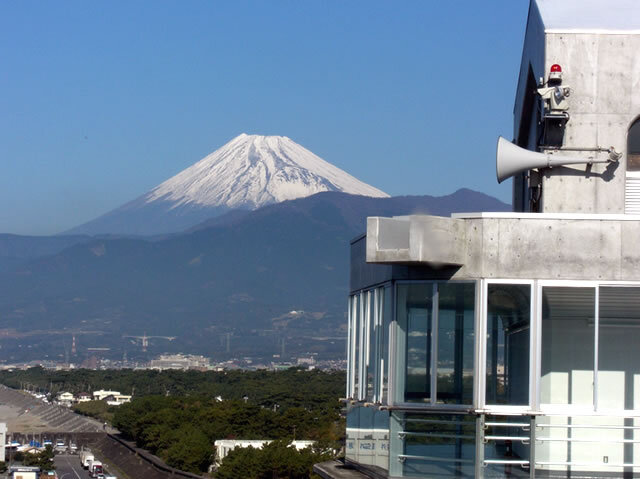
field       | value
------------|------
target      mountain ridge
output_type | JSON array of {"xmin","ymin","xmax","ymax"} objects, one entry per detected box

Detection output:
[
  {"xmin": 65, "ymin": 134, "xmax": 388, "ymax": 236},
  {"xmin": 0, "ymin": 189, "xmax": 510, "ymax": 362}
]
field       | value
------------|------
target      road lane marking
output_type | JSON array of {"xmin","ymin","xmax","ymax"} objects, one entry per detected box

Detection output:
[{"xmin": 64, "ymin": 455, "xmax": 82, "ymax": 479}]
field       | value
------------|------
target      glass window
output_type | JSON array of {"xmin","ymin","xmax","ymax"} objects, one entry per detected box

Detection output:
[
  {"xmin": 358, "ymin": 291, "xmax": 367, "ymax": 401},
  {"xmin": 380, "ymin": 286, "xmax": 392, "ymax": 404},
  {"xmin": 395, "ymin": 412, "xmax": 476, "ymax": 478},
  {"xmin": 350, "ymin": 294, "xmax": 360, "ymax": 400},
  {"xmin": 486, "ymin": 284, "xmax": 530, "ymax": 406},
  {"xmin": 598, "ymin": 287, "xmax": 640, "ymax": 410},
  {"xmin": 350, "ymin": 287, "xmax": 390, "ymax": 403},
  {"xmin": 397, "ymin": 283, "xmax": 434, "ymax": 403},
  {"xmin": 396, "ymin": 282, "xmax": 476, "ymax": 405},
  {"xmin": 365, "ymin": 291, "xmax": 376, "ymax": 401},
  {"xmin": 628, "ymin": 118, "xmax": 640, "ymax": 171},
  {"xmin": 437, "ymin": 283, "xmax": 475, "ymax": 405},
  {"xmin": 541, "ymin": 287, "xmax": 595, "ymax": 406}
]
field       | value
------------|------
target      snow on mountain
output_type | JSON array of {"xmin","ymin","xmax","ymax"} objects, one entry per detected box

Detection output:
[
  {"xmin": 146, "ymin": 133, "xmax": 389, "ymax": 209},
  {"xmin": 64, "ymin": 134, "xmax": 388, "ymax": 236}
]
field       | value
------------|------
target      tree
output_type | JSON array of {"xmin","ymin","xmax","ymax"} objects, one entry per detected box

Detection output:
[
  {"xmin": 164, "ymin": 426, "xmax": 212, "ymax": 473},
  {"xmin": 215, "ymin": 441, "xmax": 334, "ymax": 479},
  {"xmin": 215, "ymin": 446, "xmax": 261, "ymax": 479},
  {"xmin": 22, "ymin": 445, "xmax": 55, "ymax": 471}
]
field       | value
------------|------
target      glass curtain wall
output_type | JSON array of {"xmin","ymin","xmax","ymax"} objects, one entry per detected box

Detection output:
[
  {"xmin": 437, "ymin": 283, "xmax": 475, "ymax": 405},
  {"xmin": 486, "ymin": 284, "xmax": 531, "ymax": 406},
  {"xmin": 537, "ymin": 285, "xmax": 640, "ymax": 476},
  {"xmin": 347, "ymin": 294, "xmax": 360, "ymax": 399},
  {"xmin": 396, "ymin": 282, "xmax": 476, "ymax": 405},
  {"xmin": 397, "ymin": 283, "xmax": 434, "ymax": 403},
  {"xmin": 597, "ymin": 286, "xmax": 640, "ymax": 410},
  {"xmin": 365, "ymin": 290, "xmax": 375, "ymax": 400},
  {"xmin": 347, "ymin": 286, "xmax": 391, "ymax": 403},
  {"xmin": 540, "ymin": 287, "xmax": 595, "ymax": 406},
  {"xmin": 346, "ymin": 286, "xmax": 392, "ymax": 472},
  {"xmin": 381, "ymin": 287, "xmax": 392, "ymax": 403}
]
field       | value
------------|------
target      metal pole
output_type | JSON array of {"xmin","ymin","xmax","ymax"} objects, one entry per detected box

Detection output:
[
  {"xmin": 529, "ymin": 416, "xmax": 536, "ymax": 479},
  {"xmin": 475, "ymin": 414, "xmax": 485, "ymax": 479}
]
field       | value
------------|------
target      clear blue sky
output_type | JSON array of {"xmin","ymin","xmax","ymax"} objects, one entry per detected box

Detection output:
[{"xmin": 0, "ymin": 0, "xmax": 530, "ymax": 235}]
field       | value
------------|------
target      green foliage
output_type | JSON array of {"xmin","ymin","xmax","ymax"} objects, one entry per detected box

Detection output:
[
  {"xmin": 73, "ymin": 400, "xmax": 115, "ymax": 423},
  {"xmin": 0, "ymin": 367, "xmax": 345, "ymax": 411},
  {"xmin": 215, "ymin": 440, "xmax": 333, "ymax": 479},
  {"xmin": 215, "ymin": 446, "xmax": 261, "ymax": 479},
  {"xmin": 164, "ymin": 426, "xmax": 212, "ymax": 473},
  {"xmin": 111, "ymin": 395, "xmax": 343, "ymax": 472},
  {"xmin": 21, "ymin": 445, "xmax": 55, "ymax": 471},
  {"xmin": 0, "ymin": 368, "xmax": 345, "ymax": 474}
]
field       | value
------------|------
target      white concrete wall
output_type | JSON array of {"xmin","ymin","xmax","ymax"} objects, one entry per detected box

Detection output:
[
  {"xmin": 367, "ymin": 214, "xmax": 640, "ymax": 282},
  {"xmin": 539, "ymin": 32, "xmax": 640, "ymax": 214}
]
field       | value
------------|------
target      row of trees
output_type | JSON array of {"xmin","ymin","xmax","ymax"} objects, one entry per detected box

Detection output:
[
  {"xmin": 215, "ymin": 440, "xmax": 334, "ymax": 479},
  {"xmin": 0, "ymin": 367, "xmax": 345, "ymax": 411},
  {"xmin": 112, "ymin": 395, "xmax": 343, "ymax": 474}
]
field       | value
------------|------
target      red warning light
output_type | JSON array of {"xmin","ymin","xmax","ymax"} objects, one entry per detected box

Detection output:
[{"xmin": 550, "ymin": 64, "xmax": 562, "ymax": 73}]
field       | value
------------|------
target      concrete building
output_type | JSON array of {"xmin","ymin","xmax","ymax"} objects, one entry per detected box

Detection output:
[
  {"xmin": 91, "ymin": 389, "xmax": 131, "ymax": 405},
  {"xmin": 92, "ymin": 390, "xmax": 121, "ymax": 401},
  {"xmin": 316, "ymin": 1, "xmax": 640, "ymax": 478},
  {"xmin": 56, "ymin": 392, "xmax": 74, "ymax": 405},
  {"xmin": 76, "ymin": 392, "xmax": 92, "ymax": 403},
  {"xmin": 149, "ymin": 354, "xmax": 210, "ymax": 370},
  {"xmin": 9, "ymin": 466, "xmax": 40, "ymax": 479},
  {"xmin": 103, "ymin": 394, "xmax": 132, "ymax": 406}
]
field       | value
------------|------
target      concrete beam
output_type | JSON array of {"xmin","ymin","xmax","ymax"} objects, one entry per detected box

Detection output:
[
  {"xmin": 365, "ymin": 213, "xmax": 640, "ymax": 282},
  {"xmin": 366, "ymin": 215, "xmax": 466, "ymax": 266}
]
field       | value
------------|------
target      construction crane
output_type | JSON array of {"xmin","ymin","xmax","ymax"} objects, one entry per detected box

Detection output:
[{"xmin": 123, "ymin": 333, "xmax": 177, "ymax": 352}]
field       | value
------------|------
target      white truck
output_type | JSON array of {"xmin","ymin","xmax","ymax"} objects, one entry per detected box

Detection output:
[{"xmin": 80, "ymin": 449, "xmax": 94, "ymax": 468}]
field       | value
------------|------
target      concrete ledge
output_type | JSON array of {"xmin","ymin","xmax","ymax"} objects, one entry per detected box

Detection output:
[
  {"xmin": 364, "ymin": 213, "xmax": 640, "ymax": 281},
  {"xmin": 367, "ymin": 215, "xmax": 466, "ymax": 266}
]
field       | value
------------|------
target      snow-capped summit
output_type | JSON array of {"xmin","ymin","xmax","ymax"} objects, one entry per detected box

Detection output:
[
  {"xmin": 147, "ymin": 133, "xmax": 389, "ymax": 209},
  {"xmin": 65, "ymin": 134, "xmax": 388, "ymax": 236}
]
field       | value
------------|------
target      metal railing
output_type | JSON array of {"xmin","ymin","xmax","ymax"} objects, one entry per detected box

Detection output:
[{"xmin": 389, "ymin": 412, "xmax": 640, "ymax": 477}]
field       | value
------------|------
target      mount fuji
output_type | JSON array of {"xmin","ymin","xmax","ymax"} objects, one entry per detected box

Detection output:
[{"xmin": 66, "ymin": 134, "xmax": 389, "ymax": 236}]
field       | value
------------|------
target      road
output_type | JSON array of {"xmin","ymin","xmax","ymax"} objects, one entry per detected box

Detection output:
[{"xmin": 54, "ymin": 454, "xmax": 91, "ymax": 479}]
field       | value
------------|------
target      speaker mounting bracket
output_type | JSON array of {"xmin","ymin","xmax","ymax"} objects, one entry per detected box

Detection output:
[{"xmin": 540, "ymin": 111, "xmax": 569, "ymax": 148}]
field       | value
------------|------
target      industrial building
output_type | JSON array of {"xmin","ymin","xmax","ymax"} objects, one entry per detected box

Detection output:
[
  {"xmin": 149, "ymin": 354, "xmax": 210, "ymax": 371},
  {"xmin": 316, "ymin": 1, "xmax": 640, "ymax": 477}
]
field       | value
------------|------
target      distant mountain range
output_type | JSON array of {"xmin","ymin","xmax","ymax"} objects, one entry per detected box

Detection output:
[
  {"xmin": 0, "ymin": 233, "xmax": 91, "ymax": 273},
  {"xmin": 0, "ymin": 189, "xmax": 510, "ymax": 362},
  {"xmin": 65, "ymin": 134, "xmax": 389, "ymax": 236}
]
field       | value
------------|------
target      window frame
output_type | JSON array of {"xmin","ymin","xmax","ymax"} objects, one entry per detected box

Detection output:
[
  {"xmin": 391, "ymin": 279, "xmax": 479, "ymax": 410},
  {"xmin": 480, "ymin": 279, "xmax": 535, "ymax": 414},
  {"xmin": 626, "ymin": 115, "xmax": 640, "ymax": 173},
  {"xmin": 348, "ymin": 284, "xmax": 392, "ymax": 403},
  {"xmin": 536, "ymin": 280, "xmax": 640, "ymax": 416}
]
